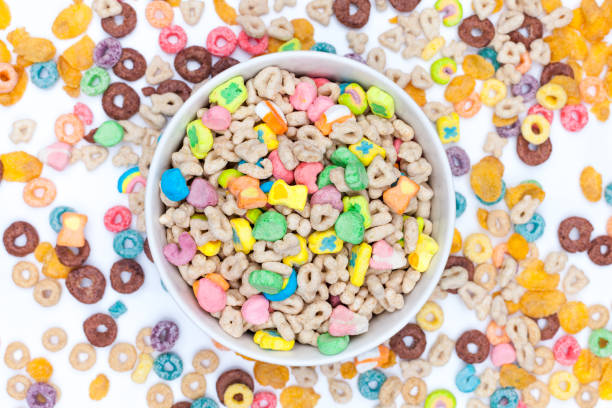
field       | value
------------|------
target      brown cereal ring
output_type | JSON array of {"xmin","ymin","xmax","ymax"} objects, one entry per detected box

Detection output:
[
  {"xmin": 33, "ymin": 278, "xmax": 62, "ymax": 307},
  {"xmin": 388, "ymin": 0, "xmax": 421, "ymax": 12},
  {"xmin": 532, "ymin": 314, "xmax": 559, "ymax": 341},
  {"xmin": 193, "ymin": 349, "xmax": 220, "ymax": 375},
  {"xmin": 401, "ymin": 377, "xmax": 427, "ymax": 405},
  {"xmin": 101, "ymin": 2, "xmax": 137, "ymax": 39},
  {"xmin": 215, "ymin": 369, "xmax": 254, "ymax": 404},
  {"xmin": 509, "ymin": 15, "xmax": 543, "ymax": 50},
  {"xmin": 557, "ymin": 217, "xmax": 593, "ymax": 253},
  {"xmin": 389, "ymin": 323, "xmax": 426, "ymax": 360},
  {"xmin": 108, "ymin": 342, "xmax": 137, "ymax": 372},
  {"xmin": 144, "ymin": 238, "xmax": 154, "ymax": 262},
  {"xmin": 113, "ymin": 48, "xmax": 147, "ymax": 81},
  {"xmin": 540, "ymin": 62, "xmax": 574, "ymax": 85},
  {"xmin": 136, "ymin": 327, "xmax": 154, "ymax": 353},
  {"xmin": 4, "ymin": 341, "xmax": 30, "ymax": 369},
  {"xmin": 147, "ymin": 383, "xmax": 174, "ymax": 408},
  {"xmin": 156, "ymin": 79, "xmax": 192, "ymax": 102},
  {"xmin": 110, "ymin": 258, "xmax": 145, "ymax": 294},
  {"xmin": 102, "ymin": 82, "xmax": 141, "ymax": 120},
  {"xmin": 7, "ymin": 374, "xmax": 31, "ymax": 400},
  {"xmin": 444, "ymin": 255, "xmax": 475, "ymax": 294},
  {"xmin": 174, "ymin": 46, "xmax": 212, "ymax": 83},
  {"xmin": 12, "ymin": 261, "xmax": 39, "ymax": 288},
  {"xmin": 181, "ymin": 371, "xmax": 207, "ymax": 399},
  {"xmin": 516, "ymin": 132, "xmax": 552, "ymax": 166},
  {"xmin": 333, "ymin": 0, "xmax": 371, "ymax": 29},
  {"xmin": 42, "ymin": 327, "xmax": 68, "ymax": 352},
  {"xmin": 458, "ymin": 16, "xmax": 495, "ymax": 48},
  {"xmin": 66, "ymin": 265, "xmax": 106, "ymax": 304},
  {"xmin": 56, "ymin": 239, "xmax": 90, "ymax": 267},
  {"xmin": 455, "ymin": 329, "xmax": 490, "ymax": 364},
  {"xmin": 69, "ymin": 342, "xmax": 97, "ymax": 371},
  {"xmin": 211, "ymin": 56, "xmax": 240, "ymax": 77},
  {"xmin": 84, "ymin": 127, "xmax": 97, "ymax": 144},
  {"xmin": 3, "ymin": 221, "xmax": 39, "ymax": 257},
  {"xmin": 83, "ymin": 313, "xmax": 118, "ymax": 347},
  {"xmin": 588, "ymin": 236, "xmax": 612, "ymax": 266},
  {"xmin": 172, "ymin": 403, "xmax": 191, "ymax": 408},
  {"xmin": 142, "ymin": 86, "xmax": 156, "ymax": 97}
]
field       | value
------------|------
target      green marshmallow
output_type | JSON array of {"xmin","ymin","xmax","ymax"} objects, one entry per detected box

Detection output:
[
  {"xmin": 217, "ymin": 169, "xmax": 243, "ymax": 188},
  {"xmin": 278, "ymin": 38, "xmax": 301, "ymax": 51},
  {"xmin": 249, "ymin": 269, "xmax": 284, "ymax": 294},
  {"xmin": 366, "ymin": 86, "xmax": 395, "ymax": 119},
  {"xmin": 252, "ymin": 211, "xmax": 287, "ymax": 242},
  {"xmin": 331, "ymin": 147, "xmax": 360, "ymax": 167},
  {"xmin": 209, "ymin": 76, "xmax": 248, "ymax": 113},
  {"xmin": 344, "ymin": 160, "xmax": 368, "ymax": 191},
  {"xmin": 317, "ymin": 333, "xmax": 350, "ymax": 356},
  {"xmin": 334, "ymin": 210, "xmax": 364, "ymax": 244},
  {"xmin": 246, "ymin": 208, "xmax": 262, "ymax": 224},
  {"xmin": 342, "ymin": 196, "xmax": 371, "ymax": 228},
  {"xmin": 317, "ymin": 165, "xmax": 339, "ymax": 189},
  {"xmin": 94, "ymin": 120, "xmax": 124, "ymax": 147}
]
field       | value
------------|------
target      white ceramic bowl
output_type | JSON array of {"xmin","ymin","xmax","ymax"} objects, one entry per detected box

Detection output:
[{"xmin": 145, "ymin": 51, "xmax": 455, "ymax": 366}]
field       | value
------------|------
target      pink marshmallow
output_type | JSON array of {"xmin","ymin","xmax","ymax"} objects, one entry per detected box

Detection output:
[
  {"xmin": 310, "ymin": 185, "xmax": 343, "ymax": 211},
  {"xmin": 329, "ymin": 305, "xmax": 369, "ymax": 336},
  {"xmin": 201, "ymin": 105, "xmax": 232, "ymax": 131},
  {"xmin": 290, "ymin": 82, "xmax": 317, "ymax": 111},
  {"xmin": 294, "ymin": 162, "xmax": 323, "ymax": 194},
  {"xmin": 241, "ymin": 294, "xmax": 270, "ymax": 325},
  {"xmin": 196, "ymin": 277, "xmax": 227, "ymax": 314},
  {"xmin": 490, "ymin": 343, "xmax": 516, "ymax": 366},
  {"xmin": 268, "ymin": 149, "xmax": 294, "ymax": 184},
  {"xmin": 39, "ymin": 142, "xmax": 72, "ymax": 171},
  {"xmin": 163, "ymin": 232, "xmax": 197, "ymax": 266},
  {"xmin": 187, "ymin": 178, "xmax": 218, "ymax": 209},
  {"xmin": 312, "ymin": 77, "xmax": 330, "ymax": 88},
  {"xmin": 370, "ymin": 240, "xmax": 407, "ymax": 270},
  {"xmin": 307, "ymin": 96, "xmax": 334, "ymax": 122}
]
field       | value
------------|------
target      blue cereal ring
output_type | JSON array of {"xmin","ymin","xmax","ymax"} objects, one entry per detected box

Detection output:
[
  {"xmin": 477, "ymin": 47, "xmax": 500, "ymax": 71},
  {"xmin": 476, "ymin": 181, "xmax": 506, "ymax": 206},
  {"xmin": 310, "ymin": 42, "xmax": 337, "ymax": 54},
  {"xmin": 605, "ymin": 182, "xmax": 612, "ymax": 206},
  {"xmin": 490, "ymin": 387, "xmax": 519, "ymax": 408},
  {"xmin": 108, "ymin": 300, "xmax": 127, "ymax": 319},
  {"xmin": 514, "ymin": 213, "xmax": 545, "ymax": 242},
  {"xmin": 153, "ymin": 352, "xmax": 183, "ymax": 381},
  {"xmin": 455, "ymin": 192, "xmax": 466, "ymax": 218},
  {"xmin": 49, "ymin": 206, "xmax": 75, "ymax": 233},
  {"xmin": 113, "ymin": 229, "xmax": 144, "ymax": 259},
  {"xmin": 455, "ymin": 365, "xmax": 480, "ymax": 393},
  {"xmin": 358, "ymin": 369, "xmax": 387, "ymax": 400},
  {"xmin": 191, "ymin": 397, "xmax": 219, "ymax": 408},
  {"xmin": 263, "ymin": 269, "xmax": 297, "ymax": 302},
  {"xmin": 30, "ymin": 61, "xmax": 59, "ymax": 89}
]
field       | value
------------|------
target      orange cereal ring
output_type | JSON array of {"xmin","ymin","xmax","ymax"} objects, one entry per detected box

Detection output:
[
  {"xmin": 492, "ymin": 243, "xmax": 508, "ymax": 268},
  {"xmin": 23, "ymin": 177, "xmax": 57, "ymax": 208},
  {"xmin": 0, "ymin": 62, "xmax": 18, "ymax": 93},
  {"xmin": 145, "ymin": 0, "xmax": 174, "ymax": 29},
  {"xmin": 579, "ymin": 77, "xmax": 607, "ymax": 105},
  {"xmin": 486, "ymin": 321, "xmax": 510, "ymax": 345},
  {"xmin": 54, "ymin": 113, "xmax": 84, "ymax": 144},
  {"xmin": 454, "ymin": 92, "xmax": 481, "ymax": 118},
  {"xmin": 516, "ymin": 52, "xmax": 532, "ymax": 74},
  {"xmin": 607, "ymin": 216, "xmax": 612, "ymax": 237}
]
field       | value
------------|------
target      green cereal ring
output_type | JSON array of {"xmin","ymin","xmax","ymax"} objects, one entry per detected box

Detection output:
[
  {"xmin": 589, "ymin": 329, "xmax": 612, "ymax": 357},
  {"xmin": 248, "ymin": 269, "xmax": 284, "ymax": 294},
  {"xmin": 317, "ymin": 333, "xmax": 349, "ymax": 356},
  {"xmin": 94, "ymin": 120, "xmax": 125, "ymax": 147},
  {"xmin": 431, "ymin": 58, "xmax": 457, "ymax": 85},
  {"xmin": 81, "ymin": 67, "xmax": 111, "ymax": 96}
]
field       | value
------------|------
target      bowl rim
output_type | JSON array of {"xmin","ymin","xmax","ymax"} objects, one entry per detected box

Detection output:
[{"xmin": 145, "ymin": 51, "xmax": 455, "ymax": 366}]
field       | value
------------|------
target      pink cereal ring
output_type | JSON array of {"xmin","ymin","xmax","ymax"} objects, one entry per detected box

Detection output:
[
  {"xmin": 104, "ymin": 205, "xmax": 132, "ymax": 232},
  {"xmin": 163, "ymin": 231, "xmax": 197, "ymax": 266},
  {"xmin": 268, "ymin": 149, "xmax": 294, "ymax": 184},
  {"xmin": 553, "ymin": 335, "xmax": 581, "ymax": 366},
  {"xmin": 145, "ymin": 0, "xmax": 174, "ymax": 28},
  {"xmin": 39, "ymin": 142, "xmax": 72, "ymax": 171},
  {"xmin": 159, "ymin": 25, "xmax": 188, "ymax": 54},
  {"xmin": 560, "ymin": 104, "xmax": 588, "ymax": 132},
  {"xmin": 313, "ymin": 77, "xmax": 330, "ymax": 88},
  {"xmin": 294, "ymin": 162, "xmax": 323, "ymax": 194},
  {"xmin": 307, "ymin": 95, "xmax": 334, "ymax": 122},
  {"xmin": 207, "ymin": 27, "xmax": 237, "ymax": 57},
  {"xmin": 73, "ymin": 103, "xmax": 93, "ymax": 125},
  {"xmin": 201, "ymin": 105, "xmax": 231, "ymax": 131},
  {"xmin": 55, "ymin": 113, "xmax": 84, "ymax": 145},
  {"xmin": 241, "ymin": 294, "xmax": 270, "ymax": 325},
  {"xmin": 252, "ymin": 391, "xmax": 277, "ymax": 408},
  {"xmin": 0, "ymin": 63, "xmax": 18, "ymax": 93},
  {"xmin": 290, "ymin": 82, "xmax": 318, "ymax": 111},
  {"xmin": 528, "ymin": 104, "xmax": 553, "ymax": 123},
  {"xmin": 196, "ymin": 277, "xmax": 227, "ymax": 314},
  {"xmin": 490, "ymin": 343, "xmax": 516, "ymax": 366},
  {"xmin": 237, "ymin": 31, "xmax": 268, "ymax": 55}
]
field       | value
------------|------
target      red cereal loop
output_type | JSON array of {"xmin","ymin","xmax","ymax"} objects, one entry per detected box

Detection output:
[
  {"xmin": 560, "ymin": 104, "xmax": 588, "ymax": 132},
  {"xmin": 159, "ymin": 25, "xmax": 188, "ymax": 54},
  {"xmin": 104, "ymin": 205, "xmax": 132, "ymax": 233},
  {"xmin": 527, "ymin": 104, "xmax": 553, "ymax": 124},
  {"xmin": 206, "ymin": 27, "xmax": 238, "ymax": 57},
  {"xmin": 552, "ymin": 335, "xmax": 581, "ymax": 366},
  {"xmin": 74, "ymin": 102, "xmax": 93, "ymax": 125},
  {"xmin": 237, "ymin": 31, "xmax": 269, "ymax": 56}
]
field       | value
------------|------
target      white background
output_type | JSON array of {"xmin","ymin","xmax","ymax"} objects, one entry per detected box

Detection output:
[{"xmin": 1, "ymin": 0, "xmax": 611, "ymax": 407}]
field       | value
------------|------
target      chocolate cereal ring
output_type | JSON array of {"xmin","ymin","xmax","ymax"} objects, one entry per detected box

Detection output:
[
  {"xmin": 83, "ymin": 313, "xmax": 117, "ymax": 347},
  {"xmin": 389, "ymin": 323, "xmax": 426, "ymax": 360},
  {"xmin": 458, "ymin": 16, "xmax": 495, "ymax": 48},
  {"xmin": 533, "ymin": 314, "xmax": 560, "ymax": 341},
  {"xmin": 66, "ymin": 265, "xmax": 106, "ymax": 304},
  {"xmin": 588, "ymin": 236, "xmax": 612, "ymax": 266},
  {"xmin": 101, "ymin": 2, "xmax": 137, "ymax": 38},
  {"xmin": 172, "ymin": 403, "xmax": 192, "ymax": 408},
  {"xmin": 113, "ymin": 48, "xmax": 147, "ymax": 82},
  {"xmin": 540, "ymin": 62, "xmax": 574, "ymax": 86},
  {"xmin": 516, "ymin": 132, "xmax": 552, "ymax": 166},
  {"xmin": 144, "ymin": 238, "xmax": 154, "ymax": 262},
  {"xmin": 557, "ymin": 216, "xmax": 593, "ymax": 253},
  {"xmin": 509, "ymin": 15, "xmax": 543, "ymax": 50},
  {"xmin": 216, "ymin": 369, "xmax": 254, "ymax": 403},
  {"xmin": 102, "ymin": 82, "xmax": 140, "ymax": 120},
  {"xmin": 211, "ymin": 56, "xmax": 240, "ymax": 77},
  {"xmin": 3, "ymin": 221, "xmax": 39, "ymax": 257},
  {"xmin": 110, "ymin": 259, "xmax": 145, "ymax": 294},
  {"xmin": 84, "ymin": 127, "xmax": 97, "ymax": 143},
  {"xmin": 174, "ymin": 46, "xmax": 212, "ymax": 83},
  {"xmin": 388, "ymin": 0, "xmax": 421, "ymax": 12},
  {"xmin": 156, "ymin": 79, "xmax": 192, "ymax": 101},
  {"xmin": 444, "ymin": 255, "xmax": 475, "ymax": 294},
  {"xmin": 333, "ymin": 0, "xmax": 371, "ymax": 29},
  {"xmin": 455, "ymin": 329, "xmax": 490, "ymax": 364},
  {"xmin": 56, "ymin": 240, "xmax": 90, "ymax": 267}
]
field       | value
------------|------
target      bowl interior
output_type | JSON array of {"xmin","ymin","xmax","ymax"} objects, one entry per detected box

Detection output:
[{"xmin": 145, "ymin": 51, "xmax": 455, "ymax": 366}]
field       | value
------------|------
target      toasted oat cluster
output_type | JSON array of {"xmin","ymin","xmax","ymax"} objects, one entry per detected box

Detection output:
[{"xmin": 159, "ymin": 66, "xmax": 437, "ymax": 354}]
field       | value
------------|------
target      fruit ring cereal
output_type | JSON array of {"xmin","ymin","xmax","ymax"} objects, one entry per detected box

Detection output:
[
  {"xmin": 333, "ymin": 0, "xmax": 371, "ymax": 28},
  {"xmin": 101, "ymin": 1, "xmax": 137, "ymax": 38},
  {"xmin": 206, "ymin": 27, "xmax": 237, "ymax": 57},
  {"xmin": 560, "ymin": 104, "xmax": 588, "ymax": 132},
  {"xmin": 458, "ymin": 16, "xmax": 494, "ymax": 48}
]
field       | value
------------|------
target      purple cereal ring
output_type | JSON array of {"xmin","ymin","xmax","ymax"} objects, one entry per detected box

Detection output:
[
  {"xmin": 344, "ymin": 53, "xmax": 367, "ymax": 64},
  {"xmin": 445, "ymin": 146, "xmax": 470, "ymax": 177},
  {"xmin": 187, "ymin": 178, "xmax": 218, "ymax": 209},
  {"xmin": 94, "ymin": 38, "xmax": 123, "ymax": 69},
  {"xmin": 26, "ymin": 382, "xmax": 57, "ymax": 408},
  {"xmin": 311, "ymin": 185, "xmax": 343, "ymax": 211},
  {"xmin": 151, "ymin": 320, "xmax": 180, "ymax": 352},
  {"xmin": 163, "ymin": 232, "xmax": 196, "ymax": 266},
  {"xmin": 496, "ymin": 120, "xmax": 521, "ymax": 138},
  {"xmin": 511, "ymin": 74, "xmax": 539, "ymax": 102}
]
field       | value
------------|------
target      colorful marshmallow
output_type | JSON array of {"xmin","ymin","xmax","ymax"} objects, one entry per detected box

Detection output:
[
  {"xmin": 383, "ymin": 176, "xmax": 420, "ymax": 214},
  {"xmin": 437, "ymin": 112, "xmax": 460, "ymax": 144},
  {"xmin": 267, "ymin": 179, "xmax": 308, "ymax": 211},
  {"xmin": 314, "ymin": 104, "xmax": 354, "ymax": 135},
  {"xmin": 308, "ymin": 229, "xmax": 343, "ymax": 254},
  {"xmin": 186, "ymin": 119, "xmax": 213, "ymax": 159},
  {"xmin": 349, "ymin": 138, "xmax": 386, "ymax": 166},
  {"xmin": 366, "ymin": 86, "xmax": 395, "ymax": 118},
  {"xmin": 209, "ymin": 76, "xmax": 248, "ymax": 113},
  {"xmin": 256, "ymin": 100, "xmax": 288, "ymax": 135},
  {"xmin": 348, "ymin": 242, "xmax": 372, "ymax": 286},
  {"xmin": 338, "ymin": 83, "xmax": 368, "ymax": 115},
  {"xmin": 230, "ymin": 218, "xmax": 256, "ymax": 253},
  {"xmin": 370, "ymin": 240, "xmax": 407, "ymax": 270}
]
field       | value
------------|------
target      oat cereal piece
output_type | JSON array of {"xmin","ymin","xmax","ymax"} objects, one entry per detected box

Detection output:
[{"xmin": 42, "ymin": 327, "xmax": 67, "ymax": 352}]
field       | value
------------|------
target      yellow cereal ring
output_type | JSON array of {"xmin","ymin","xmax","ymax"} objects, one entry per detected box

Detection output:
[
  {"xmin": 548, "ymin": 371, "xmax": 579, "ymax": 400},
  {"xmin": 463, "ymin": 233, "xmax": 493, "ymax": 264},
  {"xmin": 536, "ymin": 83, "xmax": 567, "ymax": 110},
  {"xmin": 416, "ymin": 301, "xmax": 444, "ymax": 331},
  {"xmin": 521, "ymin": 114, "xmax": 550, "ymax": 145},
  {"xmin": 480, "ymin": 79, "xmax": 507, "ymax": 107}
]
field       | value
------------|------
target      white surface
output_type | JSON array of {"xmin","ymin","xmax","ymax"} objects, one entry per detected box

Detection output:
[{"xmin": 0, "ymin": 0, "xmax": 611, "ymax": 407}]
